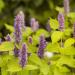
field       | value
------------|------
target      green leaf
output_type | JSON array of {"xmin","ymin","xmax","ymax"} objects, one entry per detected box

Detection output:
[
  {"xmin": 68, "ymin": 12, "xmax": 75, "ymax": 18},
  {"xmin": 64, "ymin": 38, "xmax": 75, "ymax": 47},
  {"xmin": 5, "ymin": 24, "xmax": 14, "ymax": 32},
  {"xmin": 56, "ymin": 56, "xmax": 75, "ymax": 68},
  {"xmin": 36, "ymin": 29, "xmax": 49, "ymax": 37},
  {"xmin": 24, "ymin": 65, "xmax": 38, "ymax": 70},
  {"xmin": 46, "ymin": 43, "xmax": 60, "ymax": 53},
  {"xmin": 32, "ymin": 35, "xmax": 39, "ymax": 45},
  {"xmin": 54, "ymin": 67, "xmax": 64, "ymax": 75},
  {"xmin": 64, "ymin": 28, "xmax": 72, "ymax": 36},
  {"xmin": 59, "ymin": 47, "xmax": 75, "ymax": 55},
  {"xmin": 29, "ymin": 53, "xmax": 42, "ymax": 66},
  {"xmin": 28, "ymin": 44, "xmax": 37, "ymax": 53},
  {"xmin": 40, "ymin": 60, "xmax": 49, "ymax": 75},
  {"xmin": 22, "ymin": 27, "xmax": 33, "ymax": 40},
  {"xmin": 57, "ymin": 65, "xmax": 70, "ymax": 72},
  {"xmin": 0, "ymin": 0, "xmax": 4, "ymax": 12},
  {"xmin": 50, "ymin": 18, "xmax": 59, "ymax": 30},
  {"xmin": 0, "ymin": 42, "xmax": 14, "ymax": 51},
  {"xmin": 7, "ymin": 58, "xmax": 22, "ymax": 72},
  {"xmin": 51, "ymin": 31, "xmax": 63, "ymax": 44},
  {"xmin": 55, "ymin": 6, "xmax": 64, "ymax": 13}
]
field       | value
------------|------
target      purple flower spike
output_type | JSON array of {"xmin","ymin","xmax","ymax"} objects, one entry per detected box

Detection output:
[
  {"xmin": 14, "ymin": 11, "xmax": 23, "ymax": 44},
  {"xmin": 58, "ymin": 13, "xmax": 64, "ymax": 31},
  {"xmin": 73, "ymin": 23, "xmax": 75, "ymax": 38},
  {"xmin": 19, "ymin": 43, "xmax": 27, "ymax": 68},
  {"xmin": 37, "ymin": 34, "xmax": 46, "ymax": 58},
  {"xmin": 46, "ymin": 18, "xmax": 51, "ymax": 32},
  {"xmin": 0, "ymin": 38, "xmax": 2, "ymax": 44},
  {"xmin": 5, "ymin": 34, "xmax": 11, "ymax": 41},
  {"xmin": 64, "ymin": 0, "xmax": 70, "ymax": 15},
  {"xmin": 30, "ymin": 18, "xmax": 39, "ymax": 32},
  {"xmin": 28, "ymin": 36, "xmax": 33, "ymax": 44}
]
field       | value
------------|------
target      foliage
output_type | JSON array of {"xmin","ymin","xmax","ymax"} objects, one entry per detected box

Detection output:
[{"xmin": 0, "ymin": 0, "xmax": 75, "ymax": 75}]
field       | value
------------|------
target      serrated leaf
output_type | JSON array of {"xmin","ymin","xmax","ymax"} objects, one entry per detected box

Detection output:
[
  {"xmin": 24, "ymin": 65, "xmax": 38, "ymax": 70},
  {"xmin": 55, "ymin": 6, "xmax": 64, "ymax": 13},
  {"xmin": 59, "ymin": 47, "xmax": 75, "ymax": 55},
  {"xmin": 56, "ymin": 56, "xmax": 75, "ymax": 68},
  {"xmin": 46, "ymin": 43, "xmax": 60, "ymax": 53},
  {"xmin": 64, "ymin": 28, "xmax": 72, "ymax": 36},
  {"xmin": 22, "ymin": 27, "xmax": 33, "ymax": 40},
  {"xmin": 36, "ymin": 29, "xmax": 49, "ymax": 37},
  {"xmin": 68, "ymin": 12, "xmax": 75, "ymax": 18},
  {"xmin": 0, "ymin": 42, "xmax": 14, "ymax": 51},
  {"xmin": 64, "ymin": 38, "xmax": 75, "ymax": 47},
  {"xmin": 40, "ymin": 60, "xmax": 49, "ymax": 75},
  {"xmin": 29, "ymin": 53, "xmax": 42, "ymax": 66},
  {"xmin": 51, "ymin": 31, "xmax": 63, "ymax": 44},
  {"xmin": 50, "ymin": 18, "xmax": 59, "ymax": 30},
  {"xmin": 7, "ymin": 58, "xmax": 22, "ymax": 72},
  {"xmin": 54, "ymin": 67, "xmax": 64, "ymax": 75},
  {"xmin": 5, "ymin": 24, "xmax": 14, "ymax": 32}
]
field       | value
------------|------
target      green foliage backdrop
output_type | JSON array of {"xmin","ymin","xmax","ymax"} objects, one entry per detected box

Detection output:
[{"xmin": 0, "ymin": 0, "xmax": 75, "ymax": 37}]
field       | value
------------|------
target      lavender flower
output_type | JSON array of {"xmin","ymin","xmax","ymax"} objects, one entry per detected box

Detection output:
[
  {"xmin": 58, "ymin": 13, "xmax": 64, "ymax": 31},
  {"xmin": 28, "ymin": 36, "xmax": 33, "ymax": 44},
  {"xmin": 30, "ymin": 18, "xmax": 39, "ymax": 32},
  {"xmin": 14, "ymin": 11, "xmax": 25, "ymax": 57},
  {"xmin": 0, "ymin": 38, "xmax": 2, "ymax": 44},
  {"xmin": 14, "ymin": 11, "xmax": 23, "ymax": 44},
  {"xmin": 19, "ymin": 43, "xmax": 27, "ymax": 68},
  {"xmin": 5, "ymin": 34, "xmax": 11, "ymax": 41},
  {"xmin": 73, "ymin": 23, "xmax": 75, "ymax": 38},
  {"xmin": 64, "ymin": 0, "xmax": 70, "ymax": 15},
  {"xmin": 46, "ymin": 18, "xmax": 51, "ymax": 32},
  {"xmin": 37, "ymin": 34, "xmax": 46, "ymax": 58}
]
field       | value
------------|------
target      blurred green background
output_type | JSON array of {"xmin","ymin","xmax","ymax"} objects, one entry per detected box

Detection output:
[{"xmin": 0, "ymin": 0, "xmax": 75, "ymax": 37}]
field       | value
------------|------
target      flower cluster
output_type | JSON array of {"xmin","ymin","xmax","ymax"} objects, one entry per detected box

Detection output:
[
  {"xmin": 19, "ymin": 43, "xmax": 27, "ymax": 68},
  {"xmin": 30, "ymin": 18, "xmax": 39, "ymax": 32},
  {"xmin": 58, "ymin": 13, "xmax": 64, "ymax": 31},
  {"xmin": 37, "ymin": 34, "xmax": 47, "ymax": 58}
]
